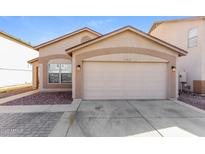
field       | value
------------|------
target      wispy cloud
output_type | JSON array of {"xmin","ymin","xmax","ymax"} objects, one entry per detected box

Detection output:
[
  {"xmin": 87, "ymin": 19, "xmax": 113, "ymax": 27},
  {"xmin": 34, "ymin": 32, "xmax": 57, "ymax": 45},
  {"xmin": 86, "ymin": 18, "xmax": 116, "ymax": 33},
  {"xmin": 86, "ymin": 19, "xmax": 114, "ymax": 28}
]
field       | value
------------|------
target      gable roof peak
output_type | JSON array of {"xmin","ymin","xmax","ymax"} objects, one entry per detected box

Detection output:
[
  {"xmin": 34, "ymin": 27, "xmax": 101, "ymax": 50},
  {"xmin": 149, "ymin": 16, "xmax": 205, "ymax": 33},
  {"xmin": 65, "ymin": 25, "xmax": 187, "ymax": 56}
]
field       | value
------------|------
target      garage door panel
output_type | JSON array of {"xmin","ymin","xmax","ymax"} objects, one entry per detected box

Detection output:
[{"xmin": 83, "ymin": 62, "xmax": 167, "ymax": 100}]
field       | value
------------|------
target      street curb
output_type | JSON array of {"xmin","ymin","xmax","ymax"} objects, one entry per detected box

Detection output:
[
  {"xmin": 0, "ymin": 99, "xmax": 81, "ymax": 114},
  {"xmin": 49, "ymin": 112, "xmax": 75, "ymax": 137},
  {"xmin": 49, "ymin": 99, "xmax": 81, "ymax": 137}
]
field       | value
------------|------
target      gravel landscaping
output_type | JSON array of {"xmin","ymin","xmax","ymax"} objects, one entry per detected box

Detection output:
[
  {"xmin": 0, "ymin": 92, "xmax": 72, "ymax": 106},
  {"xmin": 178, "ymin": 93, "xmax": 205, "ymax": 110}
]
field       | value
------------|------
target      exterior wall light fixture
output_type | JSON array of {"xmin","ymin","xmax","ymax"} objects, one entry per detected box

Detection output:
[
  {"xmin": 76, "ymin": 65, "xmax": 81, "ymax": 71},
  {"xmin": 171, "ymin": 66, "xmax": 176, "ymax": 72}
]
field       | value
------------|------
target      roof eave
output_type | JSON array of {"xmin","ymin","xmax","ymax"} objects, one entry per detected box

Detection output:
[
  {"xmin": 0, "ymin": 31, "xmax": 33, "ymax": 48},
  {"xmin": 27, "ymin": 58, "xmax": 39, "ymax": 64},
  {"xmin": 148, "ymin": 22, "xmax": 161, "ymax": 33},
  {"xmin": 65, "ymin": 26, "xmax": 188, "ymax": 57},
  {"xmin": 34, "ymin": 27, "xmax": 102, "ymax": 50},
  {"xmin": 149, "ymin": 16, "xmax": 205, "ymax": 33}
]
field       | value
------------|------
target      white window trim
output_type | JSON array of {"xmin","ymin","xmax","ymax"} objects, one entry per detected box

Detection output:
[
  {"xmin": 187, "ymin": 27, "xmax": 198, "ymax": 48},
  {"xmin": 48, "ymin": 63, "xmax": 72, "ymax": 84}
]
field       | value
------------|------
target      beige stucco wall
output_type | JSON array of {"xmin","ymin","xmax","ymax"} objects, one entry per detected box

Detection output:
[
  {"xmin": 38, "ymin": 31, "xmax": 98, "ymax": 57},
  {"xmin": 74, "ymin": 30, "xmax": 179, "ymax": 57},
  {"xmin": 38, "ymin": 55, "xmax": 72, "ymax": 91},
  {"xmin": 72, "ymin": 29, "xmax": 179, "ymax": 99},
  {"xmin": 32, "ymin": 61, "xmax": 39, "ymax": 89},
  {"xmin": 84, "ymin": 53, "xmax": 168, "ymax": 62},
  {"xmin": 48, "ymin": 58, "xmax": 71, "ymax": 64},
  {"xmin": 39, "ymin": 64, "xmax": 43, "ymax": 90},
  {"xmin": 150, "ymin": 19, "xmax": 205, "ymax": 91},
  {"xmin": 37, "ymin": 30, "xmax": 99, "ymax": 91}
]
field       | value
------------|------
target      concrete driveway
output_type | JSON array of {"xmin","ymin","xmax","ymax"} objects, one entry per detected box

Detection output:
[{"xmin": 67, "ymin": 100, "xmax": 205, "ymax": 137}]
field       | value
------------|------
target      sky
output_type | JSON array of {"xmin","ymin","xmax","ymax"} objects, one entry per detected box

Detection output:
[{"xmin": 0, "ymin": 16, "xmax": 189, "ymax": 46}]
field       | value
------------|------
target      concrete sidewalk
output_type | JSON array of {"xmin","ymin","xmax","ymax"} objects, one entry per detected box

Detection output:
[
  {"xmin": 0, "ymin": 99, "xmax": 81, "ymax": 113},
  {"xmin": 0, "ymin": 89, "xmax": 39, "ymax": 105}
]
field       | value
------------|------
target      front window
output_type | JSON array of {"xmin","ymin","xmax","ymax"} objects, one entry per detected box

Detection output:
[
  {"xmin": 188, "ymin": 28, "xmax": 198, "ymax": 48},
  {"xmin": 48, "ymin": 64, "xmax": 71, "ymax": 83}
]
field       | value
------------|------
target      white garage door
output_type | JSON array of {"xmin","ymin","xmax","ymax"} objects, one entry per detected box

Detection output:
[{"xmin": 83, "ymin": 62, "xmax": 167, "ymax": 100}]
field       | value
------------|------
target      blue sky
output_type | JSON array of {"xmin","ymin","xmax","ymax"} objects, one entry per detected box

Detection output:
[{"xmin": 0, "ymin": 16, "xmax": 189, "ymax": 46}]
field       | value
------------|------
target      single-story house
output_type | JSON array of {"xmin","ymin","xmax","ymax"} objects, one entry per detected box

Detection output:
[
  {"xmin": 28, "ymin": 26, "xmax": 187, "ymax": 100},
  {"xmin": 0, "ymin": 31, "xmax": 38, "ymax": 87}
]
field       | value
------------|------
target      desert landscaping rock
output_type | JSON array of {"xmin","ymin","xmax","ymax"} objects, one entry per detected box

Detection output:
[
  {"xmin": 1, "ymin": 92, "xmax": 72, "ymax": 106},
  {"xmin": 178, "ymin": 93, "xmax": 205, "ymax": 110}
]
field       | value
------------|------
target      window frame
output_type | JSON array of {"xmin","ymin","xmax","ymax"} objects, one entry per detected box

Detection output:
[
  {"xmin": 48, "ymin": 63, "xmax": 72, "ymax": 84},
  {"xmin": 187, "ymin": 27, "xmax": 198, "ymax": 48}
]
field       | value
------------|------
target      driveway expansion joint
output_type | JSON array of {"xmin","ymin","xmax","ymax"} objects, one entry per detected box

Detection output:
[
  {"xmin": 127, "ymin": 100, "xmax": 164, "ymax": 137},
  {"xmin": 76, "ymin": 116, "xmax": 145, "ymax": 119},
  {"xmin": 65, "ymin": 100, "xmax": 82, "ymax": 136}
]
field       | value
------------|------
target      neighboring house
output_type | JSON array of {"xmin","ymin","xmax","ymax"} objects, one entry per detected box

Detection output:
[
  {"xmin": 149, "ymin": 17, "xmax": 205, "ymax": 94},
  {"xmin": 0, "ymin": 31, "xmax": 38, "ymax": 87},
  {"xmin": 28, "ymin": 26, "xmax": 187, "ymax": 100}
]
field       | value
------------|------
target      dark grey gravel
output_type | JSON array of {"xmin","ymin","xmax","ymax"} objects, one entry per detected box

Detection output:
[
  {"xmin": 178, "ymin": 93, "xmax": 205, "ymax": 110},
  {"xmin": 1, "ymin": 92, "xmax": 72, "ymax": 106}
]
